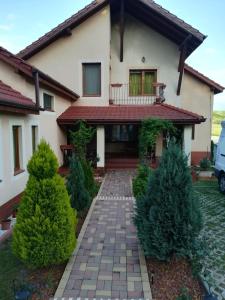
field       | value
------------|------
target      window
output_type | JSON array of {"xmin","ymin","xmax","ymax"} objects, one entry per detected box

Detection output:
[
  {"xmin": 129, "ymin": 70, "xmax": 157, "ymax": 96},
  {"xmin": 83, "ymin": 63, "xmax": 101, "ymax": 96},
  {"xmin": 32, "ymin": 126, "xmax": 38, "ymax": 153},
  {"xmin": 12, "ymin": 125, "xmax": 23, "ymax": 174},
  {"xmin": 111, "ymin": 125, "xmax": 137, "ymax": 142},
  {"xmin": 192, "ymin": 125, "xmax": 195, "ymax": 140},
  {"xmin": 43, "ymin": 93, "xmax": 54, "ymax": 111}
]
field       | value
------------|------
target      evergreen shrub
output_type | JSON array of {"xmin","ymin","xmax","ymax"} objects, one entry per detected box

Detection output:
[
  {"xmin": 13, "ymin": 140, "xmax": 76, "ymax": 268},
  {"xmin": 67, "ymin": 154, "xmax": 91, "ymax": 212},
  {"xmin": 134, "ymin": 142, "xmax": 202, "ymax": 261},
  {"xmin": 133, "ymin": 164, "xmax": 152, "ymax": 198}
]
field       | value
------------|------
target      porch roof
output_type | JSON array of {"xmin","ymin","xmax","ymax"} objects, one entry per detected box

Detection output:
[{"xmin": 57, "ymin": 103, "xmax": 206, "ymax": 125}]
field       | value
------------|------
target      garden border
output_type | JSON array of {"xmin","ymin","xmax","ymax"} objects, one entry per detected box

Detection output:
[{"xmin": 54, "ymin": 175, "xmax": 106, "ymax": 298}]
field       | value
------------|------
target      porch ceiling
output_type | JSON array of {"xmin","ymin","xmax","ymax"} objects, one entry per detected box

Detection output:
[{"xmin": 57, "ymin": 103, "xmax": 206, "ymax": 125}]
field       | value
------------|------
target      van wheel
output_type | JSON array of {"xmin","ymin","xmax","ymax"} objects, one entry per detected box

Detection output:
[{"xmin": 219, "ymin": 174, "xmax": 225, "ymax": 194}]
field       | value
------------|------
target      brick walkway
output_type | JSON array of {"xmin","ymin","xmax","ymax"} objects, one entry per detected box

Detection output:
[{"xmin": 54, "ymin": 170, "xmax": 152, "ymax": 300}]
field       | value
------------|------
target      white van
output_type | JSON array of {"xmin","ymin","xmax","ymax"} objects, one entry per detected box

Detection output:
[{"xmin": 215, "ymin": 120, "xmax": 225, "ymax": 193}]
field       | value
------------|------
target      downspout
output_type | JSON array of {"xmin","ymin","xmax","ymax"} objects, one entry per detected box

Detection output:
[{"xmin": 32, "ymin": 68, "xmax": 40, "ymax": 110}]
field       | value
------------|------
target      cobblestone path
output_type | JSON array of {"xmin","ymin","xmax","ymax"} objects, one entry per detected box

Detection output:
[{"xmin": 54, "ymin": 170, "xmax": 152, "ymax": 300}]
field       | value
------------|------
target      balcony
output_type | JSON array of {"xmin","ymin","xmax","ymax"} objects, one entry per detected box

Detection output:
[{"xmin": 109, "ymin": 83, "xmax": 166, "ymax": 105}]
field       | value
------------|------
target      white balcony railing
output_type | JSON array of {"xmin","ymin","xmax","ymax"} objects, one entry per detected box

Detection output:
[{"xmin": 109, "ymin": 83, "xmax": 166, "ymax": 105}]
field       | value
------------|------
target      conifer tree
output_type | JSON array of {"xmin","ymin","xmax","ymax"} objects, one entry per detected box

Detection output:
[
  {"xmin": 134, "ymin": 141, "xmax": 202, "ymax": 261},
  {"xmin": 13, "ymin": 140, "xmax": 76, "ymax": 268},
  {"xmin": 67, "ymin": 154, "xmax": 91, "ymax": 212}
]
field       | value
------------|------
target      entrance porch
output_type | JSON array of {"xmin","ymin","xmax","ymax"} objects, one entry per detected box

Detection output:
[{"xmin": 57, "ymin": 103, "xmax": 205, "ymax": 171}]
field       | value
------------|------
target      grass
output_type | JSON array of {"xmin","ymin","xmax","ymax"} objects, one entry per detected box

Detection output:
[
  {"xmin": 194, "ymin": 179, "xmax": 225, "ymax": 298},
  {"xmin": 212, "ymin": 111, "xmax": 225, "ymax": 137}
]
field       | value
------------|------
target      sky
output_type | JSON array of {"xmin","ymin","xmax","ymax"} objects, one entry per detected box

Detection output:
[{"xmin": 0, "ymin": 0, "xmax": 224, "ymax": 110}]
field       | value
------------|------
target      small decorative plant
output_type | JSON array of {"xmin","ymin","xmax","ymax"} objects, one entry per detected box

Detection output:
[{"xmin": 199, "ymin": 157, "xmax": 211, "ymax": 171}]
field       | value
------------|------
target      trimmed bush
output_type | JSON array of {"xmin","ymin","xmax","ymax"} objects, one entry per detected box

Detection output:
[
  {"xmin": 133, "ymin": 164, "xmax": 152, "ymax": 198},
  {"xmin": 134, "ymin": 142, "xmax": 202, "ymax": 261},
  {"xmin": 67, "ymin": 154, "xmax": 91, "ymax": 212},
  {"xmin": 13, "ymin": 140, "xmax": 76, "ymax": 268}
]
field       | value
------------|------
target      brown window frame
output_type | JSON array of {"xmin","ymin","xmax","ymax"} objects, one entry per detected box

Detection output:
[
  {"xmin": 32, "ymin": 125, "xmax": 38, "ymax": 153},
  {"xmin": 129, "ymin": 69, "xmax": 157, "ymax": 96},
  {"xmin": 43, "ymin": 92, "xmax": 54, "ymax": 111},
  {"xmin": 82, "ymin": 63, "xmax": 101, "ymax": 97},
  {"xmin": 13, "ymin": 125, "xmax": 23, "ymax": 175}
]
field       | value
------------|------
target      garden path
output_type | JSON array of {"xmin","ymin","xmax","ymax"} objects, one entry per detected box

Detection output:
[{"xmin": 54, "ymin": 170, "xmax": 152, "ymax": 300}]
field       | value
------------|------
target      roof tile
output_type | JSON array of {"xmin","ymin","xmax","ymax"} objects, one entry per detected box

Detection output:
[
  {"xmin": 0, "ymin": 80, "xmax": 35, "ymax": 107},
  {"xmin": 57, "ymin": 103, "xmax": 206, "ymax": 125}
]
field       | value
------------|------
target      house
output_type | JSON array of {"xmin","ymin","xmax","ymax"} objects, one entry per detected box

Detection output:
[
  {"xmin": 0, "ymin": 0, "xmax": 224, "ymax": 217},
  {"xmin": 0, "ymin": 47, "xmax": 78, "ymax": 219}
]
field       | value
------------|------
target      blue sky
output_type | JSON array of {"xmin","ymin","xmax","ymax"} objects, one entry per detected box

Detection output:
[{"xmin": 0, "ymin": 0, "xmax": 224, "ymax": 110}]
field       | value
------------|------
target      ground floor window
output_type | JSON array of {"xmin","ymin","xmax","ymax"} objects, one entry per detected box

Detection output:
[
  {"xmin": 12, "ymin": 125, "xmax": 22, "ymax": 174},
  {"xmin": 31, "ymin": 125, "xmax": 38, "ymax": 153}
]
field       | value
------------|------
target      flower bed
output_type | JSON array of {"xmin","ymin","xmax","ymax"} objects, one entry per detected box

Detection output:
[
  {"xmin": 0, "ymin": 203, "xmax": 91, "ymax": 300},
  {"xmin": 146, "ymin": 257, "xmax": 203, "ymax": 299}
]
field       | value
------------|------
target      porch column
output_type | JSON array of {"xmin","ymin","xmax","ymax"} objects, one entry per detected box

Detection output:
[
  {"xmin": 183, "ymin": 125, "xmax": 192, "ymax": 166},
  {"xmin": 97, "ymin": 125, "xmax": 105, "ymax": 168}
]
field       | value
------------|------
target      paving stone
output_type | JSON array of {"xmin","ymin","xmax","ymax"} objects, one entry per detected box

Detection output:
[
  {"xmin": 195, "ymin": 186, "xmax": 225, "ymax": 299},
  {"xmin": 60, "ymin": 170, "xmax": 151, "ymax": 299}
]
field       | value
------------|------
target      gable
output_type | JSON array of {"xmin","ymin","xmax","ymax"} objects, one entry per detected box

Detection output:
[{"xmin": 18, "ymin": 0, "xmax": 206, "ymax": 60}]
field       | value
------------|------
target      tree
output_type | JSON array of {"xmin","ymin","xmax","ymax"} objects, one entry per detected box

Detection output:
[
  {"xmin": 69, "ymin": 121, "xmax": 98, "ymax": 200},
  {"xmin": 134, "ymin": 141, "xmax": 202, "ymax": 261},
  {"xmin": 70, "ymin": 121, "xmax": 95, "ymax": 159},
  {"xmin": 67, "ymin": 154, "xmax": 91, "ymax": 212},
  {"xmin": 13, "ymin": 140, "xmax": 76, "ymax": 268}
]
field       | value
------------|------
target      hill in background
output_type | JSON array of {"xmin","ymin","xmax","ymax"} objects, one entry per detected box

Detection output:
[{"xmin": 212, "ymin": 111, "xmax": 225, "ymax": 137}]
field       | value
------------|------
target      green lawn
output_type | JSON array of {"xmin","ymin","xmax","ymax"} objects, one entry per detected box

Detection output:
[{"xmin": 194, "ymin": 180, "xmax": 225, "ymax": 298}]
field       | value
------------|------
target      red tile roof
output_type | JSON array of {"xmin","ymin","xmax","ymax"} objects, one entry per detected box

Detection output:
[
  {"xmin": 184, "ymin": 64, "xmax": 224, "ymax": 94},
  {"xmin": 57, "ymin": 103, "xmax": 206, "ymax": 125},
  {"xmin": 0, "ymin": 80, "xmax": 36, "ymax": 108},
  {"xmin": 17, "ymin": 0, "xmax": 205, "ymax": 60},
  {"xmin": 0, "ymin": 46, "xmax": 79, "ymax": 101}
]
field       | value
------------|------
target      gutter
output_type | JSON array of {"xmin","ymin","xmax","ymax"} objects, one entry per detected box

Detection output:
[
  {"xmin": 0, "ymin": 99, "xmax": 39, "ymax": 112},
  {"xmin": 32, "ymin": 68, "xmax": 40, "ymax": 109}
]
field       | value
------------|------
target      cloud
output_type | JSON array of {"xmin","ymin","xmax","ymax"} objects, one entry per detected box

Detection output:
[
  {"xmin": 7, "ymin": 13, "xmax": 16, "ymax": 21},
  {"xmin": 0, "ymin": 35, "xmax": 27, "ymax": 53},
  {"xmin": 0, "ymin": 24, "xmax": 13, "ymax": 31}
]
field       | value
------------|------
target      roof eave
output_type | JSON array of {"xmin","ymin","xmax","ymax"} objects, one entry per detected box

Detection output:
[
  {"xmin": 18, "ymin": 0, "xmax": 109, "ymax": 60},
  {"xmin": 0, "ymin": 99, "xmax": 39, "ymax": 114}
]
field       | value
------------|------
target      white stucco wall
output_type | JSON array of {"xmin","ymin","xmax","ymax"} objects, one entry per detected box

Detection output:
[
  {"xmin": 181, "ymin": 72, "xmax": 213, "ymax": 153},
  {"xmin": 110, "ymin": 14, "xmax": 181, "ymax": 107},
  {"xmin": 28, "ymin": 6, "xmax": 111, "ymax": 107},
  {"xmin": 0, "ymin": 63, "xmax": 72, "ymax": 207}
]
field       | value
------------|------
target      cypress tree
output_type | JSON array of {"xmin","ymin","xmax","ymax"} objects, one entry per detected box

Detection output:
[
  {"xmin": 134, "ymin": 141, "xmax": 202, "ymax": 261},
  {"xmin": 13, "ymin": 140, "xmax": 76, "ymax": 268}
]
